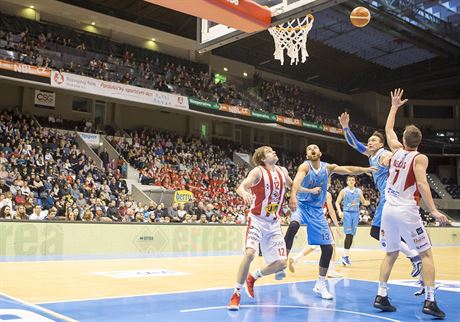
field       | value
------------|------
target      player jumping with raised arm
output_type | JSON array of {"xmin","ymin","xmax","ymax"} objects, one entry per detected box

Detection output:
[
  {"xmin": 338, "ymin": 111, "xmax": 422, "ymax": 277},
  {"xmin": 373, "ymin": 88, "xmax": 449, "ymax": 318}
]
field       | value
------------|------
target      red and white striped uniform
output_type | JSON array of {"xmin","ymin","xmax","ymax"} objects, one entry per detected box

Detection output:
[
  {"xmin": 249, "ymin": 165, "xmax": 286, "ymax": 222},
  {"xmin": 385, "ymin": 149, "xmax": 420, "ymax": 208}
]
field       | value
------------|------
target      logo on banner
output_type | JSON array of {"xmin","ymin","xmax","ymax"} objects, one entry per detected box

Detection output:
[
  {"xmin": 34, "ymin": 90, "xmax": 56, "ymax": 108},
  {"xmin": 53, "ymin": 71, "xmax": 64, "ymax": 84},
  {"xmin": 174, "ymin": 190, "xmax": 194, "ymax": 203}
]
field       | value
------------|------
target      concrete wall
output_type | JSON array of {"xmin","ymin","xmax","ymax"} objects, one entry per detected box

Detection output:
[
  {"xmin": 0, "ymin": 82, "xmax": 23, "ymax": 108},
  {"xmin": 113, "ymin": 103, "xmax": 188, "ymax": 133},
  {"xmin": 21, "ymin": 87, "xmax": 95, "ymax": 122}
]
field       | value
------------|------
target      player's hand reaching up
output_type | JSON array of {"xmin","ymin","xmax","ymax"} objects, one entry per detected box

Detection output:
[
  {"xmin": 338, "ymin": 112, "xmax": 350, "ymax": 128},
  {"xmin": 391, "ymin": 88, "xmax": 408, "ymax": 109},
  {"xmin": 431, "ymin": 210, "xmax": 450, "ymax": 226}
]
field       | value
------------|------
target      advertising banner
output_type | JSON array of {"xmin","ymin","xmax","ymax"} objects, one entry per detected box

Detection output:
[
  {"xmin": 188, "ymin": 97, "xmax": 219, "ymax": 109},
  {"xmin": 219, "ymin": 103, "xmax": 251, "ymax": 116},
  {"xmin": 78, "ymin": 132, "xmax": 100, "ymax": 146},
  {"xmin": 51, "ymin": 71, "xmax": 188, "ymax": 109},
  {"xmin": 173, "ymin": 190, "xmax": 194, "ymax": 204},
  {"xmin": 251, "ymin": 110, "xmax": 277, "ymax": 121},
  {"xmin": 323, "ymin": 125, "xmax": 344, "ymax": 135},
  {"xmin": 276, "ymin": 115, "xmax": 302, "ymax": 127},
  {"xmin": 0, "ymin": 59, "xmax": 51, "ymax": 78},
  {"xmin": 34, "ymin": 89, "xmax": 55, "ymax": 108},
  {"xmin": 302, "ymin": 121, "xmax": 322, "ymax": 130}
]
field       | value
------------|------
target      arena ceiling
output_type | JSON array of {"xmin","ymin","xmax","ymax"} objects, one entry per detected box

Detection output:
[{"xmin": 59, "ymin": 0, "xmax": 460, "ymax": 99}]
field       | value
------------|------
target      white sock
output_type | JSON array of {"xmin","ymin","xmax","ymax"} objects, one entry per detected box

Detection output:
[
  {"xmin": 399, "ymin": 241, "xmax": 418, "ymax": 258},
  {"xmin": 343, "ymin": 249, "xmax": 350, "ymax": 257},
  {"xmin": 235, "ymin": 283, "xmax": 244, "ymax": 292},
  {"xmin": 378, "ymin": 282, "xmax": 388, "ymax": 297},
  {"xmin": 425, "ymin": 286, "xmax": 435, "ymax": 301},
  {"xmin": 252, "ymin": 269, "xmax": 263, "ymax": 280},
  {"xmin": 318, "ymin": 275, "xmax": 326, "ymax": 282}
]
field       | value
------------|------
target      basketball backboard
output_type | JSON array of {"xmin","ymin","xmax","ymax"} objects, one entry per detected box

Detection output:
[{"xmin": 197, "ymin": 0, "xmax": 347, "ymax": 53}]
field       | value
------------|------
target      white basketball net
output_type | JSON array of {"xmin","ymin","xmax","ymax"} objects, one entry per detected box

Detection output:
[{"xmin": 268, "ymin": 14, "xmax": 314, "ymax": 66}]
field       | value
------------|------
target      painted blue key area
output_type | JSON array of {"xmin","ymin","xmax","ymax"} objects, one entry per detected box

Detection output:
[
  {"xmin": 0, "ymin": 294, "xmax": 67, "ymax": 322},
  {"xmin": 28, "ymin": 279, "xmax": 459, "ymax": 322}
]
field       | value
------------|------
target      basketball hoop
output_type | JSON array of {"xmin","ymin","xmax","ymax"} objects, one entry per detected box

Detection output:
[{"xmin": 268, "ymin": 14, "xmax": 314, "ymax": 66}]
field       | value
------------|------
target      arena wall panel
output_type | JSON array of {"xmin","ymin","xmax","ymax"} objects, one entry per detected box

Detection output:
[{"xmin": 1, "ymin": 222, "xmax": 458, "ymax": 261}]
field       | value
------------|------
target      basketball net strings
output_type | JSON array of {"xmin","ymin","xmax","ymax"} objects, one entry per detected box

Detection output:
[{"xmin": 268, "ymin": 15, "xmax": 314, "ymax": 66}]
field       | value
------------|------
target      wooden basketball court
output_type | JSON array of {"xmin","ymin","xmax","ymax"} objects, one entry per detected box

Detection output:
[{"xmin": 2, "ymin": 246, "xmax": 458, "ymax": 304}]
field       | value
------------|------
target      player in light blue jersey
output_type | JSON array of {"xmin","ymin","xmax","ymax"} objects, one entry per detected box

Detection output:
[
  {"xmin": 288, "ymin": 144, "xmax": 375, "ymax": 300},
  {"xmin": 338, "ymin": 112, "xmax": 422, "ymax": 277},
  {"xmin": 336, "ymin": 176, "xmax": 369, "ymax": 265}
]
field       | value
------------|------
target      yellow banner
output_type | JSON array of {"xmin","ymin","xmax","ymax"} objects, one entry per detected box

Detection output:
[{"xmin": 174, "ymin": 190, "xmax": 194, "ymax": 204}]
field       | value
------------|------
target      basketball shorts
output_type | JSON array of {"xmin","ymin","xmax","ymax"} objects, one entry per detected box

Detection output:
[
  {"xmin": 380, "ymin": 203, "xmax": 431, "ymax": 253},
  {"xmin": 297, "ymin": 201, "xmax": 334, "ymax": 246},
  {"xmin": 290, "ymin": 207, "xmax": 305, "ymax": 224},
  {"xmin": 245, "ymin": 214, "xmax": 287, "ymax": 264},
  {"xmin": 343, "ymin": 211, "xmax": 360, "ymax": 236}
]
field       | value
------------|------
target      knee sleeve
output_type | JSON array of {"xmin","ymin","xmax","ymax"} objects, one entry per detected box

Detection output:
[
  {"xmin": 284, "ymin": 221, "xmax": 300, "ymax": 251},
  {"xmin": 344, "ymin": 234, "xmax": 354, "ymax": 249},
  {"xmin": 319, "ymin": 245, "xmax": 333, "ymax": 268},
  {"xmin": 370, "ymin": 225, "xmax": 380, "ymax": 241}
]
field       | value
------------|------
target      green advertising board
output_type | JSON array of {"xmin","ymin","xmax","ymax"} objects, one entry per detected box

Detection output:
[
  {"xmin": 302, "ymin": 121, "xmax": 323, "ymax": 130},
  {"xmin": 188, "ymin": 97, "xmax": 220, "ymax": 109},
  {"xmin": 251, "ymin": 110, "xmax": 277, "ymax": 121}
]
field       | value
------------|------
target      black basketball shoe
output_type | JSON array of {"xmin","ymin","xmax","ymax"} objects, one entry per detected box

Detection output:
[
  {"xmin": 423, "ymin": 300, "xmax": 445, "ymax": 319},
  {"xmin": 373, "ymin": 295, "xmax": 396, "ymax": 312}
]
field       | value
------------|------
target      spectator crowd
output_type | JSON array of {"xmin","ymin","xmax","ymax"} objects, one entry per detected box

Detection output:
[{"xmin": 0, "ymin": 13, "xmax": 445, "ymax": 225}]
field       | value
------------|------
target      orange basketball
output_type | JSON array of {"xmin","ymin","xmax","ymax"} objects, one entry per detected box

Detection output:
[{"xmin": 350, "ymin": 7, "xmax": 371, "ymax": 28}]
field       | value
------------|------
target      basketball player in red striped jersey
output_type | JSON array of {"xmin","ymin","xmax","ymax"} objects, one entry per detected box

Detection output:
[
  {"xmin": 228, "ymin": 146, "xmax": 292, "ymax": 311},
  {"xmin": 374, "ymin": 88, "xmax": 449, "ymax": 319}
]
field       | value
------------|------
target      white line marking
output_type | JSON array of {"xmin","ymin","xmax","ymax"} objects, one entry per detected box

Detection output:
[
  {"xmin": 36, "ymin": 279, "xmax": 317, "ymax": 304},
  {"xmin": 180, "ymin": 305, "xmax": 402, "ymax": 321},
  {"xmin": 36, "ymin": 277, "xmax": 459, "ymax": 306},
  {"xmin": 0, "ymin": 292, "xmax": 78, "ymax": 322}
]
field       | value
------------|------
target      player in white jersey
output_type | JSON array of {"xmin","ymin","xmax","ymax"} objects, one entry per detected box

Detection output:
[
  {"xmin": 227, "ymin": 146, "xmax": 291, "ymax": 311},
  {"xmin": 373, "ymin": 88, "xmax": 449, "ymax": 319}
]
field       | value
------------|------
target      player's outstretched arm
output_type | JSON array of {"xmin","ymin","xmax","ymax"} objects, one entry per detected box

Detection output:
[
  {"xmin": 236, "ymin": 167, "xmax": 261, "ymax": 205},
  {"xmin": 414, "ymin": 154, "xmax": 449, "ymax": 225},
  {"xmin": 338, "ymin": 112, "xmax": 370, "ymax": 157},
  {"xmin": 328, "ymin": 164, "xmax": 376, "ymax": 176},
  {"xmin": 385, "ymin": 88, "xmax": 407, "ymax": 152},
  {"xmin": 289, "ymin": 162, "xmax": 310, "ymax": 212}
]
